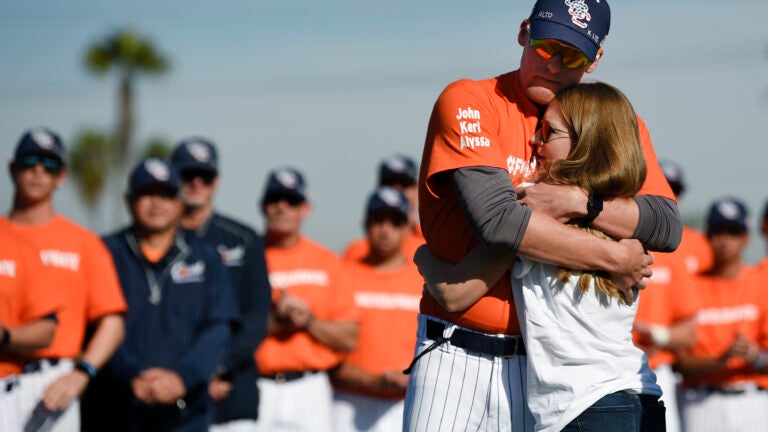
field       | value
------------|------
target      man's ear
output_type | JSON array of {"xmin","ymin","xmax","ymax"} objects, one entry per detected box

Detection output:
[
  {"xmin": 585, "ymin": 48, "xmax": 604, "ymax": 74},
  {"xmin": 518, "ymin": 19, "xmax": 531, "ymax": 47}
]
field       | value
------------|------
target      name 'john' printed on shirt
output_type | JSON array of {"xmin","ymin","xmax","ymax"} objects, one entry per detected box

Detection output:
[{"xmin": 40, "ymin": 249, "xmax": 80, "ymax": 272}]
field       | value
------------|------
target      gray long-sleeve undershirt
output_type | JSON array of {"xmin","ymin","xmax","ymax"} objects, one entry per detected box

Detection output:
[{"xmin": 450, "ymin": 166, "xmax": 682, "ymax": 254}]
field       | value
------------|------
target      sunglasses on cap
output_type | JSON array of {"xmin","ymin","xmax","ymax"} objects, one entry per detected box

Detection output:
[
  {"xmin": 180, "ymin": 169, "xmax": 216, "ymax": 185},
  {"xmin": 530, "ymin": 39, "xmax": 590, "ymax": 70},
  {"xmin": 263, "ymin": 193, "xmax": 305, "ymax": 207},
  {"xmin": 540, "ymin": 120, "xmax": 574, "ymax": 144},
  {"xmin": 15, "ymin": 155, "xmax": 64, "ymax": 175}
]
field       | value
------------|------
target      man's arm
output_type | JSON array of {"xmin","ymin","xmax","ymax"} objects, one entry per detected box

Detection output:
[
  {"xmin": 0, "ymin": 317, "xmax": 57, "ymax": 352},
  {"xmin": 451, "ymin": 167, "xmax": 652, "ymax": 289}
]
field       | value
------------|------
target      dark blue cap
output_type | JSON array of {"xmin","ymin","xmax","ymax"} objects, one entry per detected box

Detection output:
[
  {"xmin": 529, "ymin": 0, "xmax": 611, "ymax": 62},
  {"xmin": 14, "ymin": 127, "xmax": 67, "ymax": 165},
  {"xmin": 171, "ymin": 137, "xmax": 218, "ymax": 174},
  {"xmin": 659, "ymin": 160, "xmax": 686, "ymax": 196},
  {"xmin": 706, "ymin": 197, "xmax": 749, "ymax": 233},
  {"xmin": 367, "ymin": 186, "xmax": 410, "ymax": 219},
  {"xmin": 127, "ymin": 158, "xmax": 181, "ymax": 197},
  {"xmin": 262, "ymin": 167, "xmax": 307, "ymax": 202},
  {"xmin": 378, "ymin": 154, "xmax": 417, "ymax": 186}
]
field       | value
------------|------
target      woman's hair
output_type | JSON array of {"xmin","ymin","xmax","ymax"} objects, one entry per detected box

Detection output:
[{"xmin": 548, "ymin": 82, "xmax": 647, "ymax": 304}]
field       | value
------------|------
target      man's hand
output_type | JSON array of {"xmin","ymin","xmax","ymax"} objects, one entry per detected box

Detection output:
[
  {"xmin": 723, "ymin": 333, "xmax": 758, "ymax": 362},
  {"xmin": 134, "ymin": 368, "xmax": 187, "ymax": 405},
  {"xmin": 277, "ymin": 295, "xmax": 313, "ymax": 329},
  {"xmin": 609, "ymin": 239, "xmax": 653, "ymax": 304},
  {"xmin": 516, "ymin": 182, "xmax": 587, "ymax": 223},
  {"xmin": 380, "ymin": 370, "xmax": 409, "ymax": 393},
  {"xmin": 208, "ymin": 376, "xmax": 233, "ymax": 402},
  {"xmin": 42, "ymin": 370, "xmax": 90, "ymax": 411}
]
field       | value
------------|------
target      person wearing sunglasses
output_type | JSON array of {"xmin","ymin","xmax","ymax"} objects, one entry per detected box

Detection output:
[
  {"xmin": 2, "ymin": 128, "xmax": 127, "ymax": 432},
  {"xmin": 169, "ymin": 137, "xmax": 272, "ymax": 432},
  {"xmin": 252, "ymin": 167, "xmax": 359, "ymax": 432},
  {"xmin": 405, "ymin": 1, "xmax": 682, "ymax": 431}
]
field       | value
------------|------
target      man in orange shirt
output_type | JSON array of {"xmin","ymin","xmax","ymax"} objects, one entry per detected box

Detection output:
[
  {"xmin": 2, "ymin": 128, "xmax": 126, "ymax": 432},
  {"xmin": 331, "ymin": 187, "xmax": 422, "ymax": 432},
  {"xmin": 342, "ymin": 155, "xmax": 424, "ymax": 262},
  {"xmin": 676, "ymin": 197, "xmax": 768, "ymax": 431},
  {"xmin": 254, "ymin": 167, "xmax": 359, "ymax": 432},
  {"xmin": 0, "ymin": 226, "xmax": 62, "ymax": 432},
  {"xmin": 760, "ymin": 202, "xmax": 768, "ymax": 272},
  {"xmin": 659, "ymin": 159, "xmax": 713, "ymax": 274},
  {"xmin": 405, "ymin": 1, "xmax": 681, "ymax": 430}
]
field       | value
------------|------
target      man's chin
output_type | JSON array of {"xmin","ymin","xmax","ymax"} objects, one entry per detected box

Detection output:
[{"xmin": 525, "ymin": 86, "xmax": 557, "ymax": 107}]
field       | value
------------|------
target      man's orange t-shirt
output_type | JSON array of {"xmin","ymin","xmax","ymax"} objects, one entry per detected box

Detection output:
[
  {"xmin": 418, "ymin": 71, "xmax": 676, "ymax": 335},
  {"xmin": 679, "ymin": 226, "xmax": 713, "ymax": 275},
  {"xmin": 682, "ymin": 266, "xmax": 768, "ymax": 389},
  {"xmin": 336, "ymin": 260, "xmax": 422, "ymax": 398},
  {"xmin": 0, "ymin": 228, "xmax": 63, "ymax": 377},
  {"xmin": 634, "ymin": 250, "xmax": 700, "ymax": 369},
  {"xmin": 342, "ymin": 227, "xmax": 425, "ymax": 262},
  {"xmin": 256, "ymin": 236, "xmax": 360, "ymax": 375},
  {"xmin": 0, "ymin": 215, "xmax": 126, "ymax": 359}
]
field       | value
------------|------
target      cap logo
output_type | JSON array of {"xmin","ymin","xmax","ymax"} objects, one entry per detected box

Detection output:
[
  {"xmin": 386, "ymin": 158, "xmax": 407, "ymax": 173},
  {"xmin": 144, "ymin": 159, "xmax": 170, "ymax": 181},
  {"xmin": 379, "ymin": 187, "xmax": 402, "ymax": 207},
  {"xmin": 276, "ymin": 170, "xmax": 299, "ymax": 188},
  {"xmin": 187, "ymin": 142, "xmax": 211, "ymax": 162},
  {"xmin": 565, "ymin": 0, "xmax": 591, "ymax": 29},
  {"xmin": 31, "ymin": 131, "xmax": 55, "ymax": 149},
  {"xmin": 717, "ymin": 201, "xmax": 741, "ymax": 221}
]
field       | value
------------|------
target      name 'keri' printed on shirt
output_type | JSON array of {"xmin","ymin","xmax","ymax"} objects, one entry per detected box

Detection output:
[
  {"xmin": 697, "ymin": 304, "xmax": 759, "ymax": 325},
  {"xmin": 39, "ymin": 249, "xmax": 80, "ymax": 272},
  {"xmin": 354, "ymin": 292, "xmax": 421, "ymax": 311},
  {"xmin": 0, "ymin": 260, "xmax": 16, "ymax": 278},
  {"xmin": 171, "ymin": 260, "xmax": 206, "ymax": 284},
  {"xmin": 269, "ymin": 270, "xmax": 329, "ymax": 289},
  {"xmin": 456, "ymin": 106, "xmax": 490, "ymax": 150}
]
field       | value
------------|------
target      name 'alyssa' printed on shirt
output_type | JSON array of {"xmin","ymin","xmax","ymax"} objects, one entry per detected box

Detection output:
[
  {"xmin": 354, "ymin": 292, "xmax": 421, "ymax": 311},
  {"xmin": 40, "ymin": 249, "xmax": 80, "ymax": 272},
  {"xmin": 697, "ymin": 304, "xmax": 759, "ymax": 325},
  {"xmin": 270, "ymin": 270, "xmax": 329, "ymax": 289},
  {"xmin": 455, "ymin": 106, "xmax": 490, "ymax": 150}
]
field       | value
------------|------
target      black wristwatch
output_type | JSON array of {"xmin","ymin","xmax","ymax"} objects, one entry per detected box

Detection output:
[
  {"xmin": 579, "ymin": 193, "xmax": 604, "ymax": 228},
  {"xmin": 74, "ymin": 359, "xmax": 97, "ymax": 379}
]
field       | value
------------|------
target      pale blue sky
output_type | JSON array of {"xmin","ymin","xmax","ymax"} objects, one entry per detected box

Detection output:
[{"xmin": 1, "ymin": 0, "xmax": 767, "ymax": 261}]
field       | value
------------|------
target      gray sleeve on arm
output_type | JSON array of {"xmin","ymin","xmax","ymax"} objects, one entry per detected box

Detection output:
[
  {"xmin": 450, "ymin": 166, "xmax": 533, "ymax": 254},
  {"xmin": 632, "ymin": 195, "xmax": 683, "ymax": 253}
]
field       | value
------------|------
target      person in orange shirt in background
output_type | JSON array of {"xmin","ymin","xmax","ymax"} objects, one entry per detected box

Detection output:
[
  {"xmin": 254, "ymin": 167, "xmax": 359, "ymax": 432},
  {"xmin": 676, "ymin": 197, "xmax": 768, "ymax": 432},
  {"xmin": 659, "ymin": 160, "xmax": 713, "ymax": 274},
  {"xmin": 342, "ymin": 154, "xmax": 424, "ymax": 262},
  {"xmin": 0, "ymin": 227, "xmax": 62, "ymax": 432},
  {"xmin": 331, "ymin": 186, "xmax": 422, "ymax": 432},
  {"xmin": 759, "ymin": 202, "xmax": 768, "ymax": 272},
  {"xmin": 2, "ymin": 128, "xmax": 126, "ymax": 432}
]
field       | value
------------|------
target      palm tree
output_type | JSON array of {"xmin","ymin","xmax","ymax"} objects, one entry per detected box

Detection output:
[
  {"xmin": 84, "ymin": 28, "xmax": 169, "ymax": 225},
  {"xmin": 68, "ymin": 129, "xmax": 110, "ymax": 227}
]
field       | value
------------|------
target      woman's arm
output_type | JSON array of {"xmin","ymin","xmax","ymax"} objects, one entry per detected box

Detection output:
[{"xmin": 414, "ymin": 244, "xmax": 516, "ymax": 313}]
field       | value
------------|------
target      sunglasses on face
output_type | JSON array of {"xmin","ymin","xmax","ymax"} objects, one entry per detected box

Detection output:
[
  {"xmin": 15, "ymin": 155, "xmax": 64, "ymax": 175},
  {"xmin": 263, "ymin": 193, "xmax": 305, "ymax": 207},
  {"xmin": 540, "ymin": 120, "xmax": 574, "ymax": 144},
  {"xmin": 530, "ymin": 38, "xmax": 590, "ymax": 70},
  {"xmin": 180, "ymin": 169, "xmax": 216, "ymax": 185}
]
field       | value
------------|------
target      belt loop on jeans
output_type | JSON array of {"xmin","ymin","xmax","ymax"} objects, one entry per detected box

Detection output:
[
  {"xmin": 23, "ymin": 358, "xmax": 61, "ymax": 374},
  {"xmin": 425, "ymin": 319, "xmax": 526, "ymax": 358}
]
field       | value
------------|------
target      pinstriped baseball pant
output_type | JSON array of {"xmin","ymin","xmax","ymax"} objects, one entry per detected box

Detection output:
[
  {"xmin": 680, "ymin": 384, "xmax": 768, "ymax": 432},
  {"xmin": 403, "ymin": 315, "xmax": 533, "ymax": 432}
]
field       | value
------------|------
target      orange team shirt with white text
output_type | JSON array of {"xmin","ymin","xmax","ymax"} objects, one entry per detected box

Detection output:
[
  {"xmin": 633, "ymin": 250, "xmax": 701, "ymax": 369},
  {"xmin": 337, "ymin": 260, "xmax": 422, "ymax": 398},
  {"xmin": 0, "ymin": 215, "xmax": 126, "ymax": 359},
  {"xmin": 342, "ymin": 228, "xmax": 425, "ymax": 262},
  {"xmin": 0, "ymin": 228, "xmax": 64, "ymax": 377},
  {"xmin": 419, "ymin": 71, "xmax": 677, "ymax": 335},
  {"xmin": 682, "ymin": 266, "xmax": 768, "ymax": 389},
  {"xmin": 256, "ymin": 236, "xmax": 360, "ymax": 375},
  {"xmin": 679, "ymin": 226, "xmax": 713, "ymax": 275}
]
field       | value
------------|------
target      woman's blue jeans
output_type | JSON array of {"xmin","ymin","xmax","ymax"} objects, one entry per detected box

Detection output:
[{"xmin": 561, "ymin": 391, "xmax": 666, "ymax": 432}]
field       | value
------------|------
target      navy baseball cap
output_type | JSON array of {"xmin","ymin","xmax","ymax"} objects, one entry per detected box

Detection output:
[
  {"xmin": 171, "ymin": 137, "xmax": 218, "ymax": 175},
  {"xmin": 127, "ymin": 158, "xmax": 181, "ymax": 197},
  {"xmin": 261, "ymin": 167, "xmax": 307, "ymax": 203},
  {"xmin": 706, "ymin": 197, "xmax": 749, "ymax": 234},
  {"xmin": 529, "ymin": 0, "xmax": 611, "ymax": 62},
  {"xmin": 13, "ymin": 127, "xmax": 67, "ymax": 165},
  {"xmin": 659, "ymin": 160, "xmax": 686, "ymax": 196},
  {"xmin": 378, "ymin": 154, "xmax": 417, "ymax": 187},
  {"xmin": 366, "ymin": 186, "xmax": 410, "ymax": 220}
]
